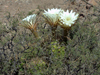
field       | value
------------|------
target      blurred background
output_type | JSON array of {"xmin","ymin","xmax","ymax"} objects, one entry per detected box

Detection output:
[{"xmin": 0, "ymin": 0, "xmax": 100, "ymax": 75}]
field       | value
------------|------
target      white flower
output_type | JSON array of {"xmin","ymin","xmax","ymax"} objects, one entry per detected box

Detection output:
[
  {"xmin": 21, "ymin": 14, "xmax": 37, "ymax": 29},
  {"xmin": 21, "ymin": 14, "xmax": 39, "ymax": 38},
  {"xmin": 43, "ymin": 8, "xmax": 63, "ymax": 27},
  {"xmin": 44, "ymin": 8, "xmax": 63, "ymax": 14},
  {"xmin": 59, "ymin": 10, "xmax": 79, "ymax": 28}
]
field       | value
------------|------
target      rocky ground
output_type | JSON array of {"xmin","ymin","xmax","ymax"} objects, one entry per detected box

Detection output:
[
  {"xmin": 0, "ymin": 0, "xmax": 100, "ymax": 74},
  {"xmin": 0, "ymin": 0, "xmax": 99, "ymax": 21},
  {"xmin": 0, "ymin": 0, "xmax": 100, "ymax": 39}
]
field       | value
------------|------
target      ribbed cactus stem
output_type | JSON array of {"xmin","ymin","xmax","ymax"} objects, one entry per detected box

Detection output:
[
  {"xmin": 31, "ymin": 29, "xmax": 39, "ymax": 39},
  {"xmin": 64, "ymin": 29, "xmax": 68, "ymax": 37},
  {"xmin": 51, "ymin": 26, "xmax": 57, "ymax": 38}
]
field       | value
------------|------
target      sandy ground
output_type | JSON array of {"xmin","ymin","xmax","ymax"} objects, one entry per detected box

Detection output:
[
  {"xmin": 0, "ymin": 0, "xmax": 67, "ymax": 21},
  {"xmin": 0, "ymin": 0, "xmax": 99, "ymax": 20},
  {"xmin": 0, "ymin": 0, "xmax": 100, "ymax": 28}
]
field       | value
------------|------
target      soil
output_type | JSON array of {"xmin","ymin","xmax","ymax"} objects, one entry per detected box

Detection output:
[
  {"xmin": 0, "ymin": 1, "xmax": 100, "ymax": 74},
  {"xmin": 0, "ymin": 0, "xmax": 100, "ymax": 38},
  {"xmin": 0, "ymin": 0, "xmax": 99, "ymax": 22}
]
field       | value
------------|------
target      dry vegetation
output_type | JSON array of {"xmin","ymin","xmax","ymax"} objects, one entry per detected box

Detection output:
[{"xmin": 0, "ymin": 0, "xmax": 100, "ymax": 75}]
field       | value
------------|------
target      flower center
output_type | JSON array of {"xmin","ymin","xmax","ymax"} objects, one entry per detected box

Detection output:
[{"xmin": 66, "ymin": 17, "xmax": 71, "ymax": 21}]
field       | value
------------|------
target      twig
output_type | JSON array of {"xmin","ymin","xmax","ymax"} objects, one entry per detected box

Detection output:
[{"xmin": 82, "ymin": 0, "xmax": 93, "ymax": 7}]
